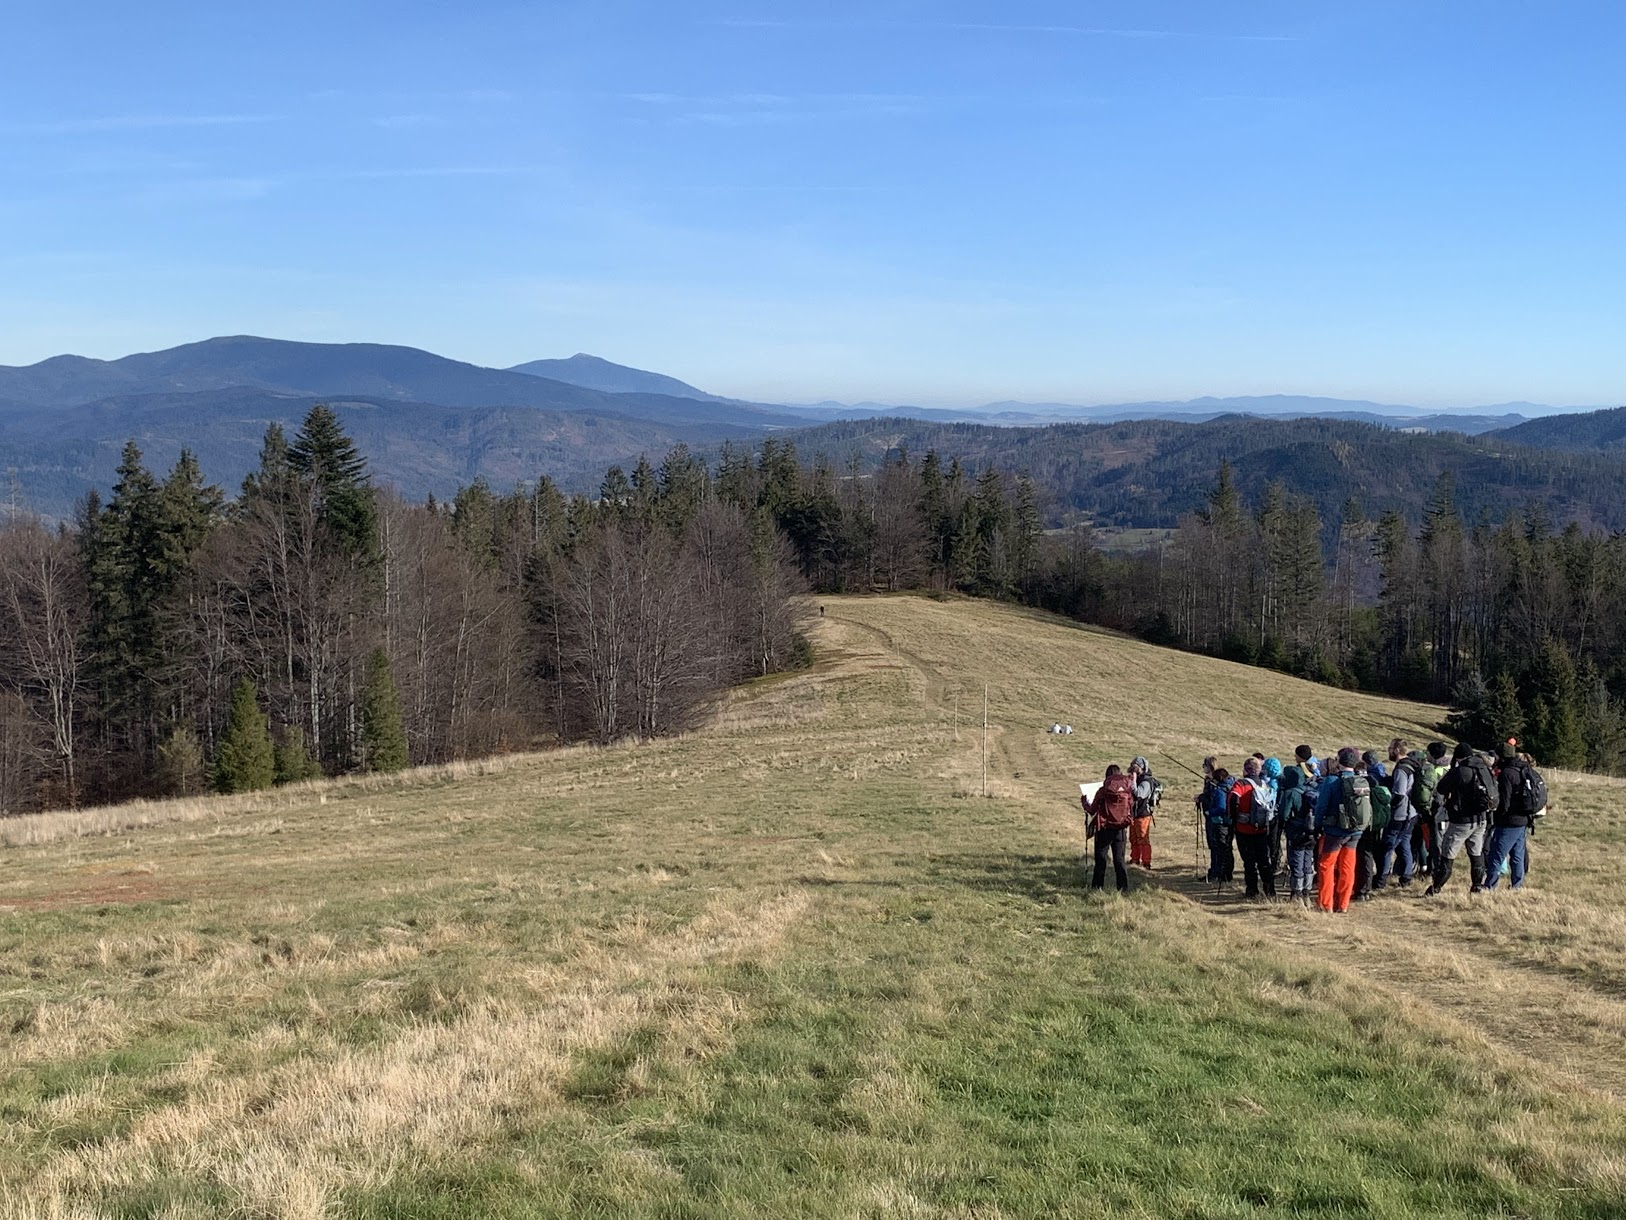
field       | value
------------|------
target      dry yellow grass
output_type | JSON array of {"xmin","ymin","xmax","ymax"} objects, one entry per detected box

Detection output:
[{"xmin": 2, "ymin": 594, "xmax": 1623, "ymax": 1218}]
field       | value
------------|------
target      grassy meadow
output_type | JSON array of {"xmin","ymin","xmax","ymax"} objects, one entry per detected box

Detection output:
[{"xmin": 3, "ymin": 595, "xmax": 1626, "ymax": 1218}]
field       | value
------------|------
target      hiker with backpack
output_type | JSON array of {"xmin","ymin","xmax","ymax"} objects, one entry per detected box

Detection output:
[
  {"xmin": 1294, "ymin": 744, "xmax": 1322, "ymax": 780},
  {"xmin": 1129, "ymin": 756, "xmax": 1163, "ymax": 869},
  {"xmin": 1085, "ymin": 764, "xmax": 1136, "ymax": 892},
  {"xmin": 1314, "ymin": 747, "xmax": 1372, "ymax": 914},
  {"xmin": 1230, "ymin": 757, "xmax": 1278, "ymax": 898},
  {"xmin": 1278, "ymin": 764, "xmax": 1317, "ymax": 905},
  {"xmin": 1198, "ymin": 759, "xmax": 1236, "ymax": 885},
  {"xmin": 1353, "ymin": 755, "xmax": 1394, "ymax": 901},
  {"xmin": 1260, "ymin": 757, "xmax": 1286, "ymax": 877},
  {"xmin": 1483, "ymin": 742, "xmax": 1545, "ymax": 891},
  {"xmin": 1411, "ymin": 741, "xmax": 1449, "ymax": 878},
  {"xmin": 1375, "ymin": 740, "xmax": 1426, "ymax": 889},
  {"xmin": 1427, "ymin": 742, "xmax": 1497, "ymax": 895}
]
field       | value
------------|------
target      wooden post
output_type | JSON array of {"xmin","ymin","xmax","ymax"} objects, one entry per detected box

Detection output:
[
  {"xmin": 981, "ymin": 682, "xmax": 989, "ymax": 798},
  {"xmin": 953, "ymin": 689, "xmax": 960, "ymax": 739}
]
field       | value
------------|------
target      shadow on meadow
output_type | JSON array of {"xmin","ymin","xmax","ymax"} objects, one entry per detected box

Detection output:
[{"xmin": 923, "ymin": 848, "xmax": 1277, "ymax": 920}]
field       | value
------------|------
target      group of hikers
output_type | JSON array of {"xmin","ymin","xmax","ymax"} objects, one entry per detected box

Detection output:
[{"xmin": 1081, "ymin": 739, "xmax": 1548, "ymax": 911}]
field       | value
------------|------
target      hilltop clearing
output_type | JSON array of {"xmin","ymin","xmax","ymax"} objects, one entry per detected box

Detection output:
[{"xmin": 3, "ymin": 597, "xmax": 1624, "ymax": 1218}]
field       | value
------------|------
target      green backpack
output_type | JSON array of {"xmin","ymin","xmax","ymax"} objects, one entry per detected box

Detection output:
[
  {"xmin": 1336, "ymin": 773, "xmax": 1374, "ymax": 833},
  {"xmin": 1369, "ymin": 780, "xmax": 1392, "ymax": 833},
  {"xmin": 1414, "ymin": 757, "xmax": 1443, "ymax": 816}
]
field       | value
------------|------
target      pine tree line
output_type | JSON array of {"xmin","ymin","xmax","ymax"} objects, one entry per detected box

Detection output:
[
  {"xmin": 1033, "ymin": 464, "xmax": 1626, "ymax": 774},
  {"xmin": 0, "ymin": 414, "xmax": 807, "ymax": 814}
]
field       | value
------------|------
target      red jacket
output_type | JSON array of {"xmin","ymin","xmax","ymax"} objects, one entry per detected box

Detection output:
[{"xmin": 1230, "ymin": 779, "xmax": 1266, "ymax": 835}]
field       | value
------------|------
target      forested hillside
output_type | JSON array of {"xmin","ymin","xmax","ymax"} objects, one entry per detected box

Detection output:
[
  {"xmin": 785, "ymin": 415, "xmax": 1626, "ymax": 533},
  {"xmin": 0, "ymin": 387, "xmax": 775, "ymax": 522},
  {"xmin": 696, "ymin": 439, "xmax": 1626, "ymax": 775},
  {"xmin": 0, "ymin": 413, "xmax": 806, "ymax": 814},
  {"xmin": 1490, "ymin": 405, "xmax": 1626, "ymax": 452}
]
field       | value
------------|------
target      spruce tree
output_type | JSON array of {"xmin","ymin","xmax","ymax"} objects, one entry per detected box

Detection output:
[
  {"xmin": 1579, "ymin": 664, "xmax": 1626, "ymax": 775},
  {"xmin": 156, "ymin": 726, "xmax": 206, "ymax": 796},
  {"xmin": 1446, "ymin": 671, "xmax": 1492, "ymax": 745},
  {"xmin": 1529, "ymin": 637, "xmax": 1586, "ymax": 768},
  {"xmin": 1486, "ymin": 671, "xmax": 1526, "ymax": 750},
  {"xmin": 215, "ymin": 679, "xmax": 275, "ymax": 793},
  {"xmin": 273, "ymin": 725, "xmax": 324, "ymax": 785},
  {"xmin": 361, "ymin": 649, "xmax": 409, "ymax": 773},
  {"xmin": 289, "ymin": 405, "xmax": 376, "ymax": 556}
]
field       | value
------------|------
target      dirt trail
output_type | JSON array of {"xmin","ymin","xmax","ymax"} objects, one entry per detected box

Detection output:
[{"xmin": 818, "ymin": 603, "xmax": 1626, "ymax": 1105}]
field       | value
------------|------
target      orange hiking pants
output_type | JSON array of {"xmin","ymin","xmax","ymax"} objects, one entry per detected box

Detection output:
[
  {"xmin": 1130, "ymin": 817, "xmax": 1153, "ymax": 867},
  {"xmin": 1317, "ymin": 834, "xmax": 1357, "ymax": 912}
]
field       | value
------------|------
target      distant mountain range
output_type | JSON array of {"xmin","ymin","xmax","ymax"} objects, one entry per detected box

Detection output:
[
  {"xmin": 772, "ymin": 394, "xmax": 1600, "ymax": 435},
  {"xmin": 0, "ymin": 335, "xmax": 1619, "ymax": 523},
  {"xmin": 0, "ymin": 336, "xmax": 798, "ymax": 428}
]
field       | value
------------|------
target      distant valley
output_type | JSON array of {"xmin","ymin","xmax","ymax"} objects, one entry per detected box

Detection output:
[{"xmin": 0, "ymin": 335, "xmax": 1620, "ymax": 526}]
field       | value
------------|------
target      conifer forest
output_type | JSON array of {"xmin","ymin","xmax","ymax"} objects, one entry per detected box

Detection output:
[{"xmin": 3, "ymin": 421, "xmax": 1624, "ymax": 815}]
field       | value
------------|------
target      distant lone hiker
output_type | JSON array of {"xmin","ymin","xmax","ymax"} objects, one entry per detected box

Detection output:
[
  {"xmin": 820, "ymin": 605, "xmax": 826, "ymax": 617},
  {"xmin": 1085, "ymin": 764, "xmax": 1135, "ymax": 893}
]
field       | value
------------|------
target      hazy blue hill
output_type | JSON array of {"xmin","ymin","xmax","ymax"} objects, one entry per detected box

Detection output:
[
  {"xmin": 778, "ymin": 395, "xmax": 1531, "ymax": 434},
  {"xmin": 782, "ymin": 414, "xmax": 1626, "ymax": 535},
  {"xmin": 1490, "ymin": 406, "xmax": 1626, "ymax": 452},
  {"xmin": 0, "ymin": 337, "xmax": 802, "ymax": 429},
  {"xmin": 0, "ymin": 387, "xmax": 771, "ymax": 521},
  {"xmin": 508, "ymin": 353, "xmax": 718, "ymax": 401}
]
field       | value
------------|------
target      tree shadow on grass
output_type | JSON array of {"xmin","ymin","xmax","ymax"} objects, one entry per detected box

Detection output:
[
  {"xmin": 923, "ymin": 852, "xmax": 1088, "ymax": 905},
  {"xmin": 926, "ymin": 849, "xmax": 1267, "ymax": 917}
]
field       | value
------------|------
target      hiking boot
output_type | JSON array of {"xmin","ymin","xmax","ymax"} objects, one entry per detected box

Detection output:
[{"xmin": 1422, "ymin": 885, "xmax": 1439, "ymax": 897}]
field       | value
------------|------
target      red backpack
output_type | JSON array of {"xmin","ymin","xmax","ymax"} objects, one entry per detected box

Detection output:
[{"xmin": 1095, "ymin": 775, "xmax": 1136, "ymax": 830}]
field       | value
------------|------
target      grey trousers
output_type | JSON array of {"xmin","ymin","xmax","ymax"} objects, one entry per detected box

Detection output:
[{"xmin": 1433, "ymin": 818, "xmax": 1487, "ymax": 890}]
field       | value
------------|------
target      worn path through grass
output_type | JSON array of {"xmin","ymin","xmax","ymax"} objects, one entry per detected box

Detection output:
[{"xmin": 3, "ymin": 595, "xmax": 1625, "ymax": 1218}]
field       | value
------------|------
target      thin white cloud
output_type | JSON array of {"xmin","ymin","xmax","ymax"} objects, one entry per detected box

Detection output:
[
  {"xmin": 7, "ymin": 114, "xmax": 280, "ymax": 135},
  {"xmin": 329, "ymin": 166, "xmax": 544, "ymax": 180},
  {"xmin": 622, "ymin": 91, "xmax": 931, "ymax": 126},
  {"xmin": 715, "ymin": 18, "xmax": 1296, "ymax": 42},
  {"xmin": 942, "ymin": 22, "xmax": 1296, "ymax": 41},
  {"xmin": 371, "ymin": 114, "xmax": 447, "ymax": 130},
  {"xmin": 131, "ymin": 177, "xmax": 278, "ymax": 205}
]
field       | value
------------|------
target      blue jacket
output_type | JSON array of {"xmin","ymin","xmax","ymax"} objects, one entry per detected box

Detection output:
[{"xmin": 1314, "ymin": 768, "xmax": 1364, "ymax": 842}]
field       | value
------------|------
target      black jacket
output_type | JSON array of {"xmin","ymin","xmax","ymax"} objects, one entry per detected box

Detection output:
[
  {"xmin": 1496, "ymin": 760, "xmax": 1534, "ymax": 828},
  {"xmin": 1438, "ymin": 756, "xmax": 1500, "ymax": 822}
]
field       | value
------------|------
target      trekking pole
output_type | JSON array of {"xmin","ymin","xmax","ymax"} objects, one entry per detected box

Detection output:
[
  {"xmin": 981, "ymin": 682, "xmax": 989, "ymax": 798},
  {"xmin": 1159, "ymin": 752, "xmax": 1204, "ymax": 781},
  {"xmin": 1159, "ymin": 753, "xmax": 1208, "ymax": 883}
]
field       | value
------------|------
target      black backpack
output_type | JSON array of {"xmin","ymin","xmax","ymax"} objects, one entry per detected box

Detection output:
[
  {"xmin": 1512, "ymin": 763, "xmax": 1549, "ymax": 816},
  {"xmin": 1455, "ymin": 759, "xmax": 1496, "ymax": 819},
  {"xmin": 1136, "ymin": 775, "xmax": 1165, "ymax": 819}
]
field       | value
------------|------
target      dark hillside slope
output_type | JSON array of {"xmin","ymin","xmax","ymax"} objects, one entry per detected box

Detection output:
[
  {"xmin": 0, "ymin": 388, "xmax": 766, "ymax": 519},
  {"xmin": 1490, "ymin": 406, "xmax": 1626, "ymax": 453},
  {"xmin": 784, "ymin": 415, "xmax": 1626, "ymax": 531}
]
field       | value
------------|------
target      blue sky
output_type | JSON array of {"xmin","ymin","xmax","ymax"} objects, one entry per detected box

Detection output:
[{"xmin": 2, "ymin": 1, "xmax": 1622, "ymax": 407}]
